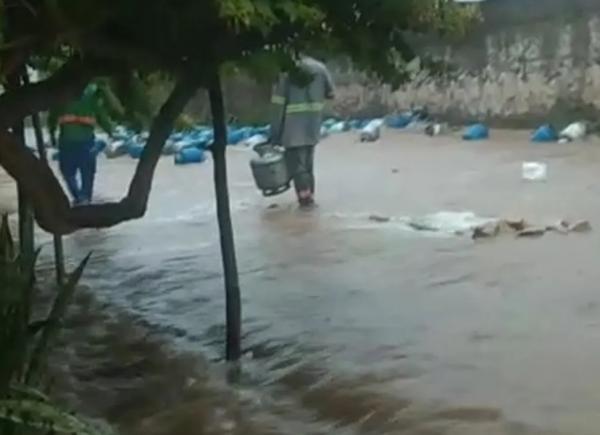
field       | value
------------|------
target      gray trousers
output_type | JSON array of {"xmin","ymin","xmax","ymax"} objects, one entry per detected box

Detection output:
[{"xmin": 284, "ymin": 145, "xmax": 315, "ymax": 201}]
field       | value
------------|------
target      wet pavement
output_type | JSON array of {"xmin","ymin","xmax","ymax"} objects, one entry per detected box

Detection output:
[{"xmin": 18, "ymin": 129, "xmax": 600, "ymax": 434}]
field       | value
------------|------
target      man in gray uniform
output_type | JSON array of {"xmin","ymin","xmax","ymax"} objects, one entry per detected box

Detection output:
[{"xmin": 270, "ymin": 56, "xmax": 335, "ymax": 208}]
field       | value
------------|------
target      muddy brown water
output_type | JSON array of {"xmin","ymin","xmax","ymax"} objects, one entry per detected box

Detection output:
[{"xmin": 27, "ymin": 130, "xmax": 600, "ymax": 434}]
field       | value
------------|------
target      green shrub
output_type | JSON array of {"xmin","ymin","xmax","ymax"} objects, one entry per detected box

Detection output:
[{"xmin": 0, "ymin": 215, "xmax": 115, "ymax": 435}]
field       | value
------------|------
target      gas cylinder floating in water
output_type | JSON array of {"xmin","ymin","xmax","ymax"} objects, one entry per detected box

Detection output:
[
  {"xmin": 559, "ymin": 121, "xmax": 587, "ymax": 143},
  {"xmin": 531, "ymin": 124, "xmax": 558, "ymax": 143},
  {"xmin": 250, "ymin": 145, "xmax": 291, "ymax": 197},
  {"xmin": 92, "ymin": 138, "xmax": 108, "ymax": 154},
  {"xmin": 463, "ymin": 123, "xmax": 489, "ymax": 141},
  {"xmin": 360, "ymin": 119, "xmax": 384, "ymax": 142},
  {"xmin": 104, "ymin": 140, "xmax": 128, "ymax": 158},
  {"xmin": 127, "ymin": 142, "xmax": 145, "ymax": 159},
  {"xmin": 174, "ymin": 147, "xmax": 206, "ymax": 165}
]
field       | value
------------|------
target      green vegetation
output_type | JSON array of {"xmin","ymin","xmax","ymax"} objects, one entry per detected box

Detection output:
[{"xmin": 0, "ymin": 215, "xmax": 111, "ymax": 434}]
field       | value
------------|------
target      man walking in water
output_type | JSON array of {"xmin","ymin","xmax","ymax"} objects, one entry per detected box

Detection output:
[
  {"xmin": 49, "ymin": 83, "xmax": 113, "ymax": 205},
  {"xmin": 270, "ymin": 55, "xmax": 335, "ymax": 208}
]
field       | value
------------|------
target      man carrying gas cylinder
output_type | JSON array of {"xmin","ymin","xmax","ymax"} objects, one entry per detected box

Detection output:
[
  {"xmin": 270, "ymin": 55, "xmax": 335, "ymax": 209},
  {"xmin": 49, "ymin": 83, "xmax": 114, "ymax": 205}
]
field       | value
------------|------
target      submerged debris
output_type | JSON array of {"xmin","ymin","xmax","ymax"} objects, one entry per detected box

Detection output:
[
  {"xmin": 517, "ymin": 227, "xmax": 547, "ymax": 238},
  {"xmin": 363, "ymin": 211, "xmax": 591, "ymax": 241},
  {"xmin": 472, "ymin": 222, "xmax": 500, "ymax": 239},
  {"xmin": 368, "ymin": 214, "xmax": 391, "ymax": 223},
  {"xmin": 472, "ymin": 219, "xmax": 592, "ymax": 240},
  {"xmin": 569, "ymin": 220, "xmax": 592, "ymax": 233}
]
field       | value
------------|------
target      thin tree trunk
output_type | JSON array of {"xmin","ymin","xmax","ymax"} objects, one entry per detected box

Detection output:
[
  {"xmin": 7, "ymin": 71, "xmax": 35, "ymax": 258},
  {"xmin": 29, "ymin": 103, "xmax": 65, "ymax": 285},
  {"xmin": 17, "ymin": 177, "xmax": 35, "ymax": 259},
  {"xmin": 208, "ymin": 72, "xmax": 242, "ymax": 361},
  {"xmin": 52, "ymin": 234, "xmax": 65, "ymax": 286}
]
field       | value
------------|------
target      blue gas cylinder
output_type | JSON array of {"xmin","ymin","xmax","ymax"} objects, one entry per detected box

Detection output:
[
  {"xmin": 174, "ymin": 147, "xmax": 206, "ymax": 165},
  {"xmin": 463, "ymin": 123, "xmax": 490, "ymax": 141}
]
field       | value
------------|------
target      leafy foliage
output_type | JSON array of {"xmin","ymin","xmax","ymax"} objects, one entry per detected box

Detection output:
[
  {"xmin": 0, "ymin": 215, "xmax": 114, "ymax": 434},
  {"xmin": 0, "ymin": 399, "xmax": 116, "ymax": 435},
  {"xmin": 2, "ymin": 0, "xmax": 479, "ymax": 84}
]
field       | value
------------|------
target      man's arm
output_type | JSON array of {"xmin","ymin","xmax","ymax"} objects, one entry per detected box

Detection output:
[
  {"xmin": 93, "ymin": 99, "xmax": 114, "ymax": 137},
  {"xmin": 269, "ymin": 74, "xmax": 288, "ymax": 145},
  {"xmin": 322, "ymin": 65, "xmax": 335, "ymax": 100}
]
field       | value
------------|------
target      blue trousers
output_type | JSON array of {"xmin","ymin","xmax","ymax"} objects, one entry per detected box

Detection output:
[{"xmin": 59, "ymin": 139, "xmax": 97, "ymax": 204}]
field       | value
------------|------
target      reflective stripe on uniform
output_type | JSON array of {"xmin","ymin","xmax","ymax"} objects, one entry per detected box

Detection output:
[
  {"xmin": 271, "ymin": 95, "xmax": 285, "ymax": 105},
  {"xmin": 59, "ymin": 115, "xmax": 96, "ymax": 126},
  {"xmin": 285, "ymin": 102, "xmax": 325, "ymax": 114}
]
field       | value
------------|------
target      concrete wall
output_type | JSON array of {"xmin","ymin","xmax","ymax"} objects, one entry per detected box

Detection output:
[{"xmin": 333, "ymin": 0, "xmax": 600, "ymax": 126}]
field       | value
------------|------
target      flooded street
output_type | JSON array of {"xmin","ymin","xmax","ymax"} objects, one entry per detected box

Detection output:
[{"xmin": 30, "ymin": 130, "xmax": 600, "ymax": 434}]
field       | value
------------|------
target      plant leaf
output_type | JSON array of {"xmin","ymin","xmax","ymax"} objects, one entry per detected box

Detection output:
[
  {"xmin": 26, "ymin": 253, "xmax": 91, "ymax": 384},
  {"xmin": 8, "ymin": 383, "xmax": 49, "ymax": 402},
  {"xmin": 0, "ymin": 215, "xmax": 15, "ymax": 263},
  {"xmin": 0, "ymin": 399, "xmax": 113, "ymax": 434}
]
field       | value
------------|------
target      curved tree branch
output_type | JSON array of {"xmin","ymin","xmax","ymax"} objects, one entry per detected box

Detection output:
[
  {"xmin": 0, "ymin": 56, "xmax": 121, "ymax": 128},
  {"xmin": 0, "ymin": 73, "xmax": 201, "ymax": 234}
]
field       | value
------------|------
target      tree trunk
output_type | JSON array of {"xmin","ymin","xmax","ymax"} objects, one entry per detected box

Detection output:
[
  {"xmin": 17, "ymin": 167, "xmax": 35, "ymax": 259},
  {"xmin": 52, "ymin": 233, "xmax": 66, "ymax": 286},
  {"xmin": 6, "ymin": 71, "xmax": 35, "ymax": 258},
  {"xmin": 30, "ymin": 103, "xmax": 65, "ymax": 285},
  {"xmin": 208, "ymin": 72, "xmax": 242, "ymax": 361}
]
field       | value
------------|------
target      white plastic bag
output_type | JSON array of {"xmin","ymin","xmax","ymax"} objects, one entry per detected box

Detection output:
[
  {"xmin": 560, "ymin": 122, "xmax": 587, "ymax": 142},
  {"xmin": 522, "ymin": 162, "xmax": 547, "ymax": 181}
]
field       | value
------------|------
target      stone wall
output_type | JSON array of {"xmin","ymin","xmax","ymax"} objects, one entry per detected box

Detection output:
[{"xmin": 333, "ymin": 0, "xmax": 600, "ymax": 127}]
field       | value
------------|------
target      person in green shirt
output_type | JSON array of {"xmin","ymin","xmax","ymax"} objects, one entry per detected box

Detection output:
[{"xmin": 48, "ymin": 83, "xmax": 114, "ymax": 205}]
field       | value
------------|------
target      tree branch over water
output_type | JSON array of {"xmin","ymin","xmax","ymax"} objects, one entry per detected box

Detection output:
[{"xmin": 0, "ymin": 73, "xmax": 201, "ymax": 234}]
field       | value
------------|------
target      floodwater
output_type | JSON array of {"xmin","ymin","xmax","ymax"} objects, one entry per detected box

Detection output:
[{"xmin": 32, "ymin": 130, "xmax": 600, "ymax": 434}]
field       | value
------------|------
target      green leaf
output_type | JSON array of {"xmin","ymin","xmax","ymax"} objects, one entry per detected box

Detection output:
[
  {"xmin": 0, "ymin": 399, "xmax": 114, "ymax": 435},
  {"xmin": 26, "ymin": 253, "xmax": 91, "ymax": 384},
  {"xmin": 0, "ymin": 215, "xmax": 15, "ymax": 263},
  {"xmin": 8, "ymin": 383, "xmax": 49, "ymax": 402},
  {"xmin": 27, "ymin": 319, "xmax": 52, "ymax": 337}
]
